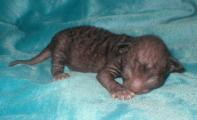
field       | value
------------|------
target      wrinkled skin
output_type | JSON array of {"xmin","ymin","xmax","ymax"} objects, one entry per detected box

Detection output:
[{"xmin": 9, "ymin": 26, "xmax": 185, "ymax": 100}]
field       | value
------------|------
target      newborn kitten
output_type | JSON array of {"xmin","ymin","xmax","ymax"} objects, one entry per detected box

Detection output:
[{"xmin": 9, "ymin": 26, "xmax": 184, "ymax": 100}]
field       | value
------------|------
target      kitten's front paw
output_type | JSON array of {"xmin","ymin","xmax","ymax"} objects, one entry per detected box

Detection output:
[
  {"xmin": 111, "ymin": 86, "xmax": 135, "ymax": 100},
  {"xmin": 54, "ymin": 73, "xmax": 70, "ymax": 80}
]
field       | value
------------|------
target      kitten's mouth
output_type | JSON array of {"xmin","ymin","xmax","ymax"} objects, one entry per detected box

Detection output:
[
  {"xmin": 131, "ymin": 89, "xmax": 150, "ymax": 94},
  {"xmin": 123, "ymin": 82, "xmax": 151, "ymax": 94}
]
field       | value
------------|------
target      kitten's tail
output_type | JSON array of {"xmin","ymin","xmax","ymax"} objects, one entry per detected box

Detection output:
[{"xmin": 9, "ymin": 46, "xmax": 51, "ymax": 67}]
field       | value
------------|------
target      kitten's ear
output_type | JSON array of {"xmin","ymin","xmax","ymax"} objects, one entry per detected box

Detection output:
[
  {"xmin": 168, "ymin": 57, "xmax": 185, "ymax": 73},
  {"xmin": 117, "ymin": 41, "xmax": 131, "ymax": 54}
]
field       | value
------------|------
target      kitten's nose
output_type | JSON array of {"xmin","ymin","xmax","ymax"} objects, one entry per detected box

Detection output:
[
  {"xmin": 127, "ymin": 79, "xmax": 152, "ymax": 94},
  {"xmin": 129, "ymin": 80, "xmax": 144, "ymax": 93}
]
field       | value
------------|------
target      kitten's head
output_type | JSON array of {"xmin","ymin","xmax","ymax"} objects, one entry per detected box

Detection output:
[{"xmin": 119, "ymin": 35, "xmax": 184, "ymax": 94}]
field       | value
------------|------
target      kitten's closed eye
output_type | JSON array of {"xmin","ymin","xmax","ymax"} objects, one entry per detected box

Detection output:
[{"xmin": 142, "ymin": 64, "xmax": 154, "ymax": 72}]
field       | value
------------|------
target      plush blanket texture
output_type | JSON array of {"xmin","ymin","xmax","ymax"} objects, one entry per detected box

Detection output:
[{"xmin": 0, "ymin": 0, "xmax": 197, "ymax": 120}]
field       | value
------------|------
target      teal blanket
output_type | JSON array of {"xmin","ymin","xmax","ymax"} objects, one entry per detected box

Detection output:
[{"xmin": 0, "ymin": 0, "xmax": 197, "ymax": 120}]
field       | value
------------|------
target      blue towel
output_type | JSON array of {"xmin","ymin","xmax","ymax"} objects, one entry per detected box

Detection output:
[{"xmin": 0, "ymin": 0, "xmax": 197, "ymax": 120}]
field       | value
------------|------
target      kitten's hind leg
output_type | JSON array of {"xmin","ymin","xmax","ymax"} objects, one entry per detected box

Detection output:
[{"xmin": 51, "ymin": 52, "xmax": 70, "ymax": 80}]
